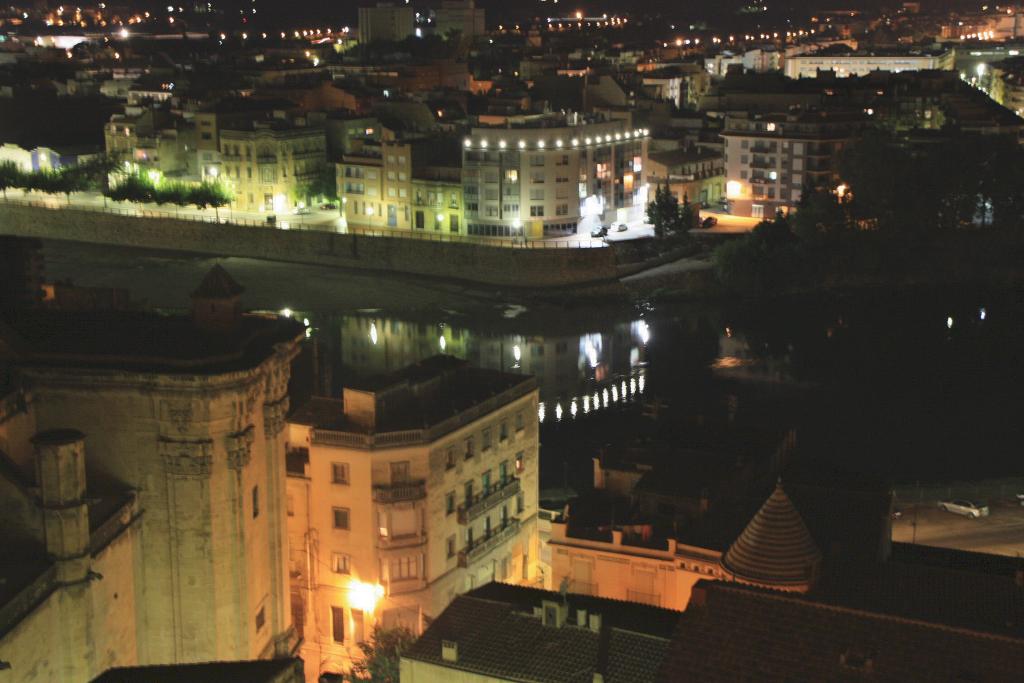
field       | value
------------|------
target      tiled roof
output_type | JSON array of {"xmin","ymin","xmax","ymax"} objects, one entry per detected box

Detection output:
[
  {"xmin": 722, "ymin": 483, "xmax": 822, "ymax": 587},
  {"xmin": 403, "ymin": 585, "xmax": 679, "ymax": 683},
  {"xmin": 191, "ymin": 265, "xmax": 244, "ymax": 299},
  {"xmin": 657, "ymin": 581, "xmax": 1024, "ymax": 682}
]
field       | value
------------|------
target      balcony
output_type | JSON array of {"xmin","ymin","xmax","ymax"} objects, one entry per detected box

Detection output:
[
  {"xmin": 372, "ymin": 479, "xmax": 426, "ymax": 504},
  {"xmin": 377, "ymin": 530, "xmax": 427, "ymax": 550},
  {"xmin": 750, "ymin": 156, "xmax": 774, "ymax": 169},
  {"xmin": 458, "ymin": 518, "xmax": 520, "ymax": 567},
  {"xmin": 571, "ymin": 580, "xmax": 598, "ymax": 596},
  {"xmin": 458, "ymin": 477, "xmax": 520, "ymax": 524}
]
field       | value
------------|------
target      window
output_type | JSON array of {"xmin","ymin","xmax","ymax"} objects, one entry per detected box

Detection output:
[
  {"xmin": 252, "ymin": 486, "xmax": 259, "ymax": 519},
  {"xmin": 515, "ymin": 412, "xmax": 524, "ymax": 432},
  {"xmin": 465, "ymin": 437, "xmax": 475, "ymax": 459},
  {"xmin": 331, "ymin": 552, "xmax": 351, "ymax": 574},
  {"xmin": 390, "ymin": 461, "xmax": 410, "ymax": 483},
  {"xmin": 515, "ymin": 451, "xmax": 524, "ymax": 473},
  {"xmin": 464, "ymin": 480, "xmax": 474, "ymax": 506},
  {"xmin": 482, "ymin": 429, "xmax": 492, "ymax": 451},
  {"xmin": 390, "ymin": 556, "xmax": 419, "ymax": 580},
  {"xmin": 530, "ymin": 154, "xmax": 545, "ymax": 166},
  {"xmin": 555, "ymin": 204, "xmax": 569, "ymax": 216},
  {"xmin": 516, "ymin": 491, "xmax": 525, "ymax": 514},
  {"xmin": 352, "ymin": 609, "xmax": 366, "ymax": 644},
  {"xmin": 530, "ymin": 205, "xmax": 544, "ymax": 217},
  {"xmin": 505, "ymin": 169, "xmax": 518, "ymax": 183},
  {"xmin": 500, "ymin": 421, "xmax": 508, "ymax": 441},
  {"xmin": 499, "ymin": 461, "xmax": 509, "ymax": 485},
  {"xmin": 447, "ymin": 535, "xmax": 456, "ymax": 558},
  {"xmin": 446, "ymin": 447, "xmax": 456, "ymax": 470},
  {"xmin": 482, "ymin": 471, "xmax": 492, "ymax": 496},
  {"xmin": 331, "ymin": 462, "xmax": 349, "ymax": 485},
  {"xmin": 529, "ymin": 188, "xmax": 545, "ymax": 201},
  {"xmin": 333, "ymin": 507, "xmax": 350, "ymax": 530},
  {"xmin": 287, "ymin": 494, "xmax": 294, "ymax": 517},
  {"xmin": 530, "ymin": 171, "xmax": 545, "ymax": 183},
  {"xmin": 332, "ymin": 606, "xmax": 345, "ymax": 643},
  {"xmin": 255, "ymin": 606, "xmax": 265, "ymax": 631},
  {"xmin": 446, "ymin": 491, "xmax": 455, "ymax": 515}
]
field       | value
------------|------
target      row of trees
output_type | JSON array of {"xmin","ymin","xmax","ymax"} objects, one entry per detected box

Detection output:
[{"xmin": 0, "ymin": 157, "xmax": 234, "ymax": 218}]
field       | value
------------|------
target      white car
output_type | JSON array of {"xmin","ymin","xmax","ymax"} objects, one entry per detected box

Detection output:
[{"xmin": 938, "ymin": 499, "xmax": 989, "ymax": 518}]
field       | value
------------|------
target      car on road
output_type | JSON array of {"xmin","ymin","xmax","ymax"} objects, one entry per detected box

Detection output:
[
  {"xmin": 937, "ymin": 499, "xmax": 990, "ymax": 518},
  {"xmin": 615, "ymin": 223, "xmax": 628, "ymax": 232},
  {"xmin": 320, "ymin": 202, "xmax": 337, "ymax": 211},
  {"xmin": 591, "ymin": 225, "xmax": 609, "ymax": 238},
  {"xmin": 701, "ymin": 216, "xmax": 718, "ymax": 229}
]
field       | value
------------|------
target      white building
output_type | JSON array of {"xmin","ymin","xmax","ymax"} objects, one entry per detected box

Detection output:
[
  {"xmin": 461, "ymin": 114, "xmax": 650, "ymax": 239},
  {"xmin": 285, "ymin": 356, "xmax": 541, "ymax": 680},
  {"xmin": 784, "ymin": 48, "xmax": 954, "ymax": 79}
]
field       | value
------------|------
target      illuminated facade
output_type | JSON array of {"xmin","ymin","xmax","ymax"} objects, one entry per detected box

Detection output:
[
  {"xmin": 285, "ymin": 357, "xmax": 540, "ymax": 681},
  {"xmin": 722, "ymin": 110, "xmax": 859, "ymax": 218},
  {"xmin": 461, "ymin": 115, "xmax": 650, "ymax": 238},
  {"xmin": 784, "ymin": 48, "xmax": 954, "ymax": 79},
  {"xmin": 218, "ymin": 120, "xmax": 327, "ymax": 214}
]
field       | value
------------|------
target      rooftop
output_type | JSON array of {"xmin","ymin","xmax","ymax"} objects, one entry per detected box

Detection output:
[
  {"xmin": 403, "ymin": 583, "xmax": 680, "ymax": 683},
  {"xmin": 657, "ymin": 580, "xmax": 1024, "ymax": 682},
  {"xmin": 90, "ymin": 658, "xmax": 303, "ymax": 683},
  {"xmin": 0, "ymin": 309, "xmax": 303, "ymax": 375}
]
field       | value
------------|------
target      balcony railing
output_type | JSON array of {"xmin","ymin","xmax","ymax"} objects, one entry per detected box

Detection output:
[
  {"xmin": 372, "ymin": 479, "xmax": 426, "ymax": 504},
  {"xmin": 626, "ymin": 589, "xmax": 661, "ymax": 606},
  {"xmin": 378, "ymin": 530, "xmax": 427, "ymax": 550},
  {"xmin": 750, "ymin": 156, "xmax": 774, "ymax": 168},
  {"xmin": 570, "ymin": 580, "xmax": 598, "ymax": 596},
  {"xmin": 458, "ymin": 518, "xmax": 520, "ymax": 567},
  {"xmin": 458, "ymin": 477, "xmax": 520, "ymax": 524}
]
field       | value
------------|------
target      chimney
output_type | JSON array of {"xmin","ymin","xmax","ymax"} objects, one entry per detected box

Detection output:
[
  {"xmin": 576, "ymin": 608, "xmax": 588, "ymax": 626},
  {"xmin": 541, "ymin": 600, "xmax": 568, "ymax": 628},
  {"xmin": 32, "ymin": 429, "xmax": 91, "ymax": 584},
  {"xmin": 441, "ymin": 640, "xmax": 458, "ymax": 662},
  {"xmin": 588, "ymin": 612, "xmax": 602, "ymax": 633}
]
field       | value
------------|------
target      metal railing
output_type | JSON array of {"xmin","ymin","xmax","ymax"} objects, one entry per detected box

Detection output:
[
  {"xmin": 372, "ymin": 479, "xmax": 426, "ymax": 504},
  {"xmin": 458, "ymin": 518, "xmax": 521, "ymax": 567},
  {"xmin": 458, "ymin": 478, "xmax": 520, "ymax": 524}
]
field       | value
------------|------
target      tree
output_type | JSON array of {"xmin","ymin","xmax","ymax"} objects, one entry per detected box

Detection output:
[
  {"xmin": 647, "ymin": 184, "xmax": 686, "ymax": 238},
  {"xmin": 189, "ymin": 180, "xmax": 233, "ymax": 220},
  {"xmin": 349, "ymin": 626, "xmax": 416, "ymax": 683},
  {"xmin": 0, "ymin": 161, "xmax": 23, "ymax": 199}
]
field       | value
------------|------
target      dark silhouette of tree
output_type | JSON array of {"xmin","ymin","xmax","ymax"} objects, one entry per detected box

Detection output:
[{"xmin": 349, "ymin": 626, "xmax": 416, "ymax": 683}]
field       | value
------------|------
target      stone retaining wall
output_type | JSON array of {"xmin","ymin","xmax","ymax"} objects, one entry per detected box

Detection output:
[{"xmin": 0, "ymin": 204, "xmax": 621, "ymax": 288}]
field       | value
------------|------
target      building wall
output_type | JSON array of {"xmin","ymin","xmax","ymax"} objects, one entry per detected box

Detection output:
[
  {"xmin": 0, "ymin": 204, "xmax": 623, "ymax": 287},
  {"xmin": 358, "ymin": 6, "xmax": 415, "ymax": 44},
  {"xmin": 784, "ymin": 52, "xmax": 954, "ymax": 79},
  {"xmin": 19, "ymin": 348, "xmax": 298, "ymax": 666},
  {"xmin": 462, "ymin": 122, "xmax": 650, "ymax": 238},
  {"xmin": 219, "ymin": 126, "xmax": 327, "ymax": 213},
  {"xmin": 285, "ymin": 390, "xmax": 539, "ymax": 681},
  {"xmin": 400, "ymin": 658, "xmax": 501, "ymax": 683}
]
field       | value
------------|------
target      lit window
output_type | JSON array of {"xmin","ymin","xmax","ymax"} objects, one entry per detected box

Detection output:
[{"xmin": 766, "ymin": 122, "xmax": 777, "ymax": 132}]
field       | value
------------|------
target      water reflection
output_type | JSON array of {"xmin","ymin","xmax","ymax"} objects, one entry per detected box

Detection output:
[{"xmin": 303, "ymin": 313, "xmax": 657, "ymax": 417}]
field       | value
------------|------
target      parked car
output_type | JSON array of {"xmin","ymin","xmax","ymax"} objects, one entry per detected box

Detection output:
[
  {"xmin": 615, "ymin": 223, "xmax": 628, "ymax": 232},
  {"xmin": 701, "ymin": 216, "xmax": 718, "ymax": 229},
  {"xmin": 937, "ymin": 499, "xmax": 989, "ymax": 518},
  {"xmin": 320, "ymin": 202, "xmax": 337, "ymax": 210},
  {"xmin": 591, "ymin": 225, "xmax": 609, "ymax": 238}
]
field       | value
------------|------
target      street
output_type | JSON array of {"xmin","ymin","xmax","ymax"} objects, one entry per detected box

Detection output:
[{"xmin": 892, "ymin": 498, "xmax": 1024, "ymax": 556}]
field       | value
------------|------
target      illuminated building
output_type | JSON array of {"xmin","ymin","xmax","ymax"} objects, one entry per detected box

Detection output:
[
  {"xmin": 0, "ymin": 267, "xmax": 304, "ymax": 680},
  {"xmin": 722, "ymin": 109, "xmax": 860, "ymax": 218},
  {"xmin": 461, "ymin": 113, "xmax": 649, "ymax": 238},
  {"xmin": 285, "ymin": 356, "xmax": 540, "ymax": 679},
  {"xmin": 784, "ymin": 46, "xmax": 955, "ymax": 79},
  {"xmin": 218, "ymin": 117, "xmax": 327, "ymax": 213}
]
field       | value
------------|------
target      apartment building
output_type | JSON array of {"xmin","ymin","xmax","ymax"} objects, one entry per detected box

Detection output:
[
  {"xmin": 285, "ymin": 356, "xmax": 540, "ymax": 680},
  {"xmin": 462, "ymin": 114, "xmax": 650, "ymax": 238},
  {"xmin": 218, "ymin": 117, "xmax": 327, "ymax": 213},
  {"xmin": 646, "ymin": 147, "xmax": 725, "ymax": 208},
  {"xmin": 722, "ymin": 110, "xmax": 860, "ymax": 218},
  {"xmin": 784, "ymin": 46, "xmax": 954, "ymax": 79},
  {"xmin": 338, "ymin": 137, "xmax": 464, "ymax": 234},
  {"xmin": 358, "ymin": 3, "xmax": 415, "ymax": 44}
]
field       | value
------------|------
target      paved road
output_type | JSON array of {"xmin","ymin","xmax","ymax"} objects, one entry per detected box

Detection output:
[{"xmin": 892, "ymin": 498, "xmax": 1024, "ymax": 557}]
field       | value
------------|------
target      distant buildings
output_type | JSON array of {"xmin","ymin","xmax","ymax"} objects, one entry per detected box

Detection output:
[
  {"xmin": 0, "ymin": 267, "xmax": 304, "ymax": 681},
  {"xmin": 784, "ymin": 46, "xmax": 954, "ymax": 79},
  {"xmin": 285, "ymin": 356, "xmax": 541, "ymax": 679},
  {"xmin": 358, "ymin": 4, "xmax": 416, "ymax": 45},
  {"xmin": 433, "ymin": 1, "xmax": 487, "ymax": 41}
]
